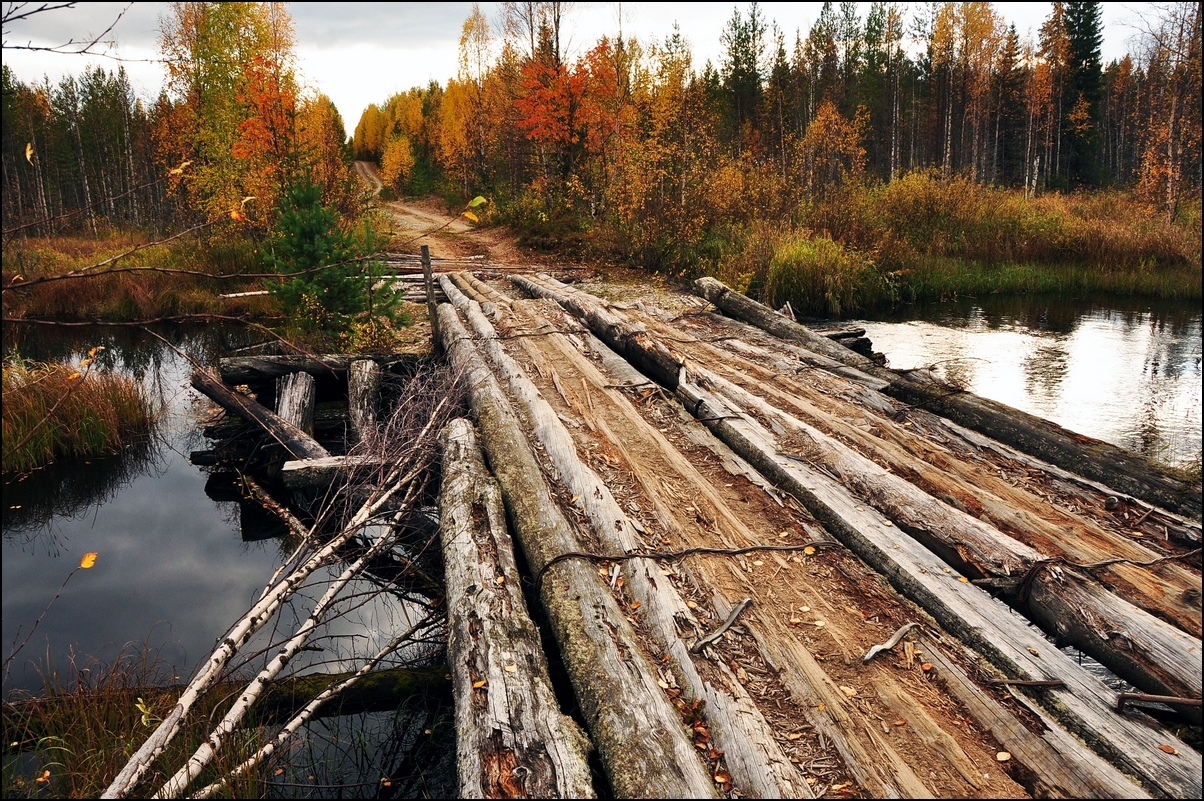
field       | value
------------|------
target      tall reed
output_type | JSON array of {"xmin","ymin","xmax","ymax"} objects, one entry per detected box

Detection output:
[{"xmin": 2, "ymin": 359, "xmax": 153, "ymax": 473}]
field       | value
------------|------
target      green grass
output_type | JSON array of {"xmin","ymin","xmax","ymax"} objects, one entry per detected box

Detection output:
[{"xmin": 2, "ymin": 358, "xmax": 153, "ymax": 473}]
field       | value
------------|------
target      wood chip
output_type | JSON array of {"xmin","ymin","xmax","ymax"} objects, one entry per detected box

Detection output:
[
  {"xmin": 840, "ymin": 685, "xmax": 858, "ymax": 697},
  {"xmin": 504, "ymin": 664, "xmax": 518, "ymax": 673},
  {"xmin": 996, "ymin": 752, "xmax": 1012, "ymax": 762}
]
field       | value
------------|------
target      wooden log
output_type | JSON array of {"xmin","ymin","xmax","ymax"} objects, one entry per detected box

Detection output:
[
  {"xmin": 218, "ymin": 354, "xmax": 411, "ymax": 385},
  {"xmin": 914, "ymin": 636, "xmax": 1150, "ymax": 799},
  {"xmin": 190, "ymin": 369, "xmax": 329, "ymax": 461},
  {"xmin": 436, "ymin": 304, "xmax": 718, "ymax": 799},
  {"xmin": 439, "ymin": 418, "xmax": 595, "ymax": 799},
  {"xmin": 690, "ymin": 363, "xmax": 1202, "ymax": 710},
  {"xmin": 348, "ymin": 359, "xmax": 380, "ymax": 442},
  {"xmin": 422, "ymin": 246, "xmax": 442, "ymax": 357},
  {"xmin": 672, "ymin": 381, "xmax": 1199, "ymax": 797},
  {"xmin": 513, "ymin": 274, "xmax": 1197, "ymax": 795},
  {"xmin": 280, "ymin": 455, "xmax": 387, "ymax": 489},
  {"xmin": 693, "ymin": 276, "xmax": 1201, "ymax": 519},
  {"xmin": 275, "ymin": 371, "xmax": 316, "ymax": 436},
  {"xmin": 439, "ymin": 276, "xmax": 814, "ymax": 798}
]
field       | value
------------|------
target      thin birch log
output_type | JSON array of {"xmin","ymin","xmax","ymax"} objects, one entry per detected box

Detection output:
[
  {"xmin": 439, "ymin": 418, "xmax": 594, "ymax": 799},
  {"xmin": 156, "ymin": 520, "xmax": 407, "ymax": 798},
  {"xmin": 190, "ymin": 619, "xmax": 439, "ymax": 800},
  {"xmin": 692, "ymin": 276, "xmax": 1201, "ymax": 519},
  {"xmin": 348, "ymin": 359, "xmax": 380, "ymax": 442},
  {"xmin": 101, "ymin": 418, "xmax": 440, "ymax": 799},
  {"xmin": 440, "ymin": 277, "xmax": 812, "ymax": 798},
  {"xmin": 275, "ymin": 371, "xmax": 316, "ymax": 436},
  {"xmin": 190, "ymin": 369, "xmax": 329, "ymax": 461},
  {"xmin": 437, "ymin": 304, "xmax": 718, "ymax": 799}
]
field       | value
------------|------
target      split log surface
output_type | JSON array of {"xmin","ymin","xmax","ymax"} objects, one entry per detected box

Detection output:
[
  {"xmin": 436, "ymin": 303, "xmax": 718, "ymax": 799},
  {"xmin": 439, "ymin": 418, "xmax": 595, "ymax": 799},
  {"xmin": 348, "ymin": 359, "xmax": 380, "ymax": 442},
  {"xmin": 275, "ymin": 371, "xmax": 316, "ymax": 436},
  {"xmin": 693, "ymin": 276, "xmax": 1201, "ymax": 519},
  {"xmin": 512, "ymin": 273, "xmax": 1198, "ymax": 797},
  {"xmin": 190, "ymin": 369, "xmax": 329, "ymax": 461},
  {"xmin": 441, "ymin": 274, "xmax": 813, "ymax": 798}
]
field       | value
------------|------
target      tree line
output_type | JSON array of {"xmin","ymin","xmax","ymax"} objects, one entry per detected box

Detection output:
[
  {"xmin": 351, "ymin": 0, "xmax": 1199, "ymax": 264},
  {"xmin": 2, "ymin": 2, "xmax": 353, "ymax": 240}
]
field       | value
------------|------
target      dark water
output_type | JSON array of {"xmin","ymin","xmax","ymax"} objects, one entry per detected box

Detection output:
[
  {"xmin": 853, "ymin": 294, "xmax": 1202, "ymax": 468},
  {"xmin": 3, "ymin": 325, "xmax": 453, "ymax": 796},
  {"xmin": 2, "ymin": 326, "xmax": 294, "ymax": 692}
]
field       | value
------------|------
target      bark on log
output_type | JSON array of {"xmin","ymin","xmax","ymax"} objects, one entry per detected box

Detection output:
[
  {"xmin": 436, "ymin": 304, "xmax": 718, "ymax": 799},
  {"xmin": 440, "ymin": 277, "xmax": 813, "ymax": 798},
  {"xmin": 348, "ymin": 359, "xmax": 380, "ymax": 442},
  {"xmin": 439, "ymin": 418, "xmax": 595, "ymax": 799},
  {"xmin": 275, "ymin": 372, "xmax": 316, "ymax": 436},
  {"xmin": 190, "ymin": 369, "xmax": 329, "ymax": 461},
  {"xmin": 511, "ymin": 274, "xmax": 1197, "ymax": 796},
  {"xmin": 693, "ymin": 276, "xmax": 1201, "ymax": 519}
]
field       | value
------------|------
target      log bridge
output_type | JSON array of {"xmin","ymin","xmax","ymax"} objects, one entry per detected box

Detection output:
[
  {"xmin": 429, "ymin": 272, "xmax": 1200, "ymax": 799},
  {"xmin": 190, "ymin": 272, "xmax": 1201, "ymax": 799}
]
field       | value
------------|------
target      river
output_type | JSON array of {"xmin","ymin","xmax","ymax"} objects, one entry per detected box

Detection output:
[{"xmin": 852, "ymin": 293, "xmax": 1202, "ymax": 469}]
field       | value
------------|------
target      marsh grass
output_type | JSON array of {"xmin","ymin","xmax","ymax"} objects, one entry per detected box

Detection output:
[
  {"xmin": 764, "ymin": 234, "xmax": 895, "ymax": 316},
  {"xmin": 2, "ymin": 233, "xmax": 276, "ymax": 322},
  {"xmin": 2, "ymin": 359, "xmax": 153, "ymax": 474},
  {"xmin": 3, "ymin": 646, "xmax": 271, "ymax": 799}
]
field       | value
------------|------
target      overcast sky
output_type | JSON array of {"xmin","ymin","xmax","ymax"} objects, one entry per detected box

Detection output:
[{"xmin": 3, "ymin": 2, "xmax": 1153, "ymax": 133}]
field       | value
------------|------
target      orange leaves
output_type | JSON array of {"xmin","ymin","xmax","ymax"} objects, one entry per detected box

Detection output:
[
  {"xmin": 80, "ymin": 552, "xmax": 99, "ymax": 569},
  {"xmin": 515, "ymin": 60, "xmax": 585, "ymax": 150}
]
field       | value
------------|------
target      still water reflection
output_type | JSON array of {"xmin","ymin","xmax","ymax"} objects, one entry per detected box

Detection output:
[
  {"xmin": 854, "ymin": 294, "xmax": 1202, "ymax": 468},
  {"xmin": 2, "ymin": 326, "xmax": 295, "ymax": 692}
]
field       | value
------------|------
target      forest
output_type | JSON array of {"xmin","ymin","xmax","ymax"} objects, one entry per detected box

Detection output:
[{"xmin": 3, "ymin": 2, "xmax": 1201, "ymax": 315}]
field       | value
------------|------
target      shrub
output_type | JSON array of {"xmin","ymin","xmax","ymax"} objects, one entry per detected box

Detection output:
[{"xmin": 764, "ymin": 234, "xmax": 894, "ymax": 317}]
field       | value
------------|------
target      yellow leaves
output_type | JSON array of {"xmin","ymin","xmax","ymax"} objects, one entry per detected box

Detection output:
[
  {"xmin": 472, "ymin": 679, "xmax": 487, "ymax": 689},
  {"xmin": 462, "ymin": 210, "xmax": 479, "ymax": 223},
  {"xmin": 1026, "ymin": 647, "xmax": 1041, "ymax": 657},
  {"xmin": 957, "ymin": 576, "xmax": 970, "ymax": 583},
  {"xmin": 803, "ymin": 546, "xmax": 816, "ymax": 555},
  {"xmin": 26, "ymin": 143, "xmax": 35, "ymax": 165},
  {"xmin": 135, "ymin": 697, "xmax": 158, "ymax": 727},
  {"xmin": 230, "ymin": 207, "xmax": 248, "ymax": 222},
  {"xmin": 67, "ymin": 372, "xmax": 82, "ymax": 381},
  {"xmin": 80, "ymin": 552, "xmax": 98, "ymax": 569},
  {"xmin": 630, "ymin": 601, "xmax": 641, "ymax": 610},
  {"xmin": 88, "ymin": 346, "xmax": 105, "ymax": 358}
]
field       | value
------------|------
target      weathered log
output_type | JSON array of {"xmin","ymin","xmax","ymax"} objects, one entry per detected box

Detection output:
[
  {"xmin": 190, "ymin": 369, "xmax": 329, "ymax": 461},
  {"xmin": 280, "ymin": 455, "xmax": 387, "ymax": 489},
  {"xmin": 693, "ymin": 276, "xmax": 1201, "ymax": 519},
  {"xmin": 436, "ymin": 303, "xmax": 718, "ymax": 799},
  {"xmin": 348, "ymin": 359, "xmax": 380, "ymax": 442},
  {"xmin": 689, "ymin": 362, "xmax": 1202, "ymax": 709},
  {"xmin": 218, "ymin": 354, "xmax": 410, "ymax": 385},
  {"xmin": 513, "ymin": 274, "xmax": 1197, "ymax": 795},
  {"xmin": 275, "ymin": 371, "xmax": 316, "ymax": 436},
  {"xmin": 673, "ymin": 381, "xmax": 1199, "ymax": 797},
  {"xmin": 439, "ymin": 418, "xmax": 595, "ymax": 799},
  {"xmin": 440, "ymin": 276, "xmax": 813, "ymax": 798},
  {"xmin": 914, "ymin": 637, "xmax": 1149, "ymax": 799}
]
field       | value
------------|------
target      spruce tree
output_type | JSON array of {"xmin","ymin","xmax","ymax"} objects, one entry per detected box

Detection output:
[{"xmin": 1065, "ymin": 1, "xmax": 1104, "ymax": 186}]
